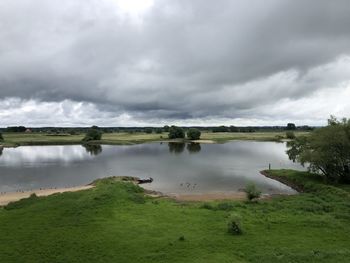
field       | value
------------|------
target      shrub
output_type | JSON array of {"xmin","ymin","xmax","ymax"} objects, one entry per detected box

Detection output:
[
  {"xmin": 244, "ymin": 182, "xmax": 261, "ymax": 201},
  {"xmin": 187, "ymin": 128, "xmax": 201, "ymax": 140},
  {"xmin": 286, "ymin": 131, "xmax": 296, "ymax": 139},
  {"xmin": 82, "ymin": 127, "xmax": 102, "ymax": 142},
  {"xmin": 168, "ymin": 126, "xmax": 185, "ymax": 139},
  {"xmin": 217, "ymin": 202, "xmax": 235, "ymax": 211},
  {"xmin": 178, "ymin": 235, "xmax": 185, "ymax": 241},
  {"xmin": 144, "ymin": 128, "xmax": 153, "ymax": 134},
  {"xmin": 227, "ymin": 216, "xmax": 243, "ymax": 235}
]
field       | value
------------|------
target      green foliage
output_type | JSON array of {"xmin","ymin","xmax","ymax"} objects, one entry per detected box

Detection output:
[
  {"xmin": 6, "ymin": 126, "xmax": 26, "ymax": 132},
  {"xmin": 144, "ymin": 128, "xmax": 153, "ymax": 134},
  {"xmin": 0, "ymin": 171, "xmax": 350, "ymax": 262},
  {"xmin": 244, "ymin": 182, "xmax": 262, "ymax": 201},
  {"xmin": 287, "ymin": 116, "xmax": 350, "ymax": 183},
  {"xmin": 212, "ymin": 126, "xmax": 230, "ymax": 132},
  {"xmin": 168, "ymin": 126, "xmax": 185, "ymax": 139},
  {"xmin": 227, "ymin": 215, "xmax": 243, "ymax": 235},
  {"xmin": 163, "ymin": 125, "xmax": 170, "ymax": 132},
  {"xmin": 286, "ymin": 131, "xmax": 296, "ymax": 139},
  {"xmin": 186, "ymin": 128, "xmax": 201, "ymax": 140},
  {"xmin": 82, "ymin": 126, "xmax": 103, "ymax": 142},
  {"xmin": 286, "ymin": 123, "xmax": 296, "ymax": 130},
  {"xmin": 155, "ymin": 128, "xmax": 162, "ymax": 134}
]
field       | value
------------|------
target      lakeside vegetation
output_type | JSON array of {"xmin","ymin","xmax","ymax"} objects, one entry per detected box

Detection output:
[
  {"xmin": 0, "ymin": 131, "xmax": 310, "ymax": 147},
  {"xmin": 0, "ymin": 169, "xmax": 349, "ymax": 262}
]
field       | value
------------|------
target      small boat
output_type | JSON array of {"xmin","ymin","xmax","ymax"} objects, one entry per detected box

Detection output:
[{"xmin": 137, "ymin": 177, "xmax": 153, "ymax": 184}]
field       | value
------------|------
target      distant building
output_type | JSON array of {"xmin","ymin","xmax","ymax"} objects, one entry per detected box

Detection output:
[{"xmin": 25, "ymin": 128, "xmax": 32, "ymax": 133}]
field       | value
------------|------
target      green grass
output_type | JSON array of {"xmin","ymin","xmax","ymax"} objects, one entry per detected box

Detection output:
[
  {"xmin": 1, "ymin": 131, "xmax": 309, "ymax": 147},
  {"xmin": 0, "ymin": 170, "xmax": 349, "ymax": 262}
]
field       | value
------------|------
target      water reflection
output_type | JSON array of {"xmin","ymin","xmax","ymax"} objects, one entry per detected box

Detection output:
[
  {"xmin": 168, "ymin": 142, "xmax": 185, "ymax": 154},
  {"xmin": 187, "ymin": 143, "xmax": 201, "ymax": 153},
  {"xmin": 168, "ymin": 142, "xmax": 202, "ymax": 154},
  {"xmin": 0, "ymin": 142, "xmax": 305, "ymax": 194},
  {"xmin": 82, "ymin": 144, "xmax": 103, "ymax": 156}
]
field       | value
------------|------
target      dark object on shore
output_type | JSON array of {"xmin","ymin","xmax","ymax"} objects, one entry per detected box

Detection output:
[{"xmin": 137, "ymin": 177, "xmax": 153, "ymax": 184}]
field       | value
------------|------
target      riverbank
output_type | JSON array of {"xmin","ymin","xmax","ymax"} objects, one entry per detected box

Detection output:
[
  {"xmin": 0, "ymin": 169, "xmax": 349, "ymax": 262},
  {"xmin": 0, "ymin": 185, "xmax": 94, "ymax": 206},
  {"xmin": 1, "ymin": 131, "xmax": 309, "ymax": 147}
]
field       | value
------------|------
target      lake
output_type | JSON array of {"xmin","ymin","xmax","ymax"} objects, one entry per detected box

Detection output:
[{"xmin": 0, "ymin": 141, "xmax": 304, "ymax": 194}]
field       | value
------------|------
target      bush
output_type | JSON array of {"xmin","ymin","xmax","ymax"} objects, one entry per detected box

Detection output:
[
  {"xmin": 82, "ymin": 127, "xmax": 102, "ymax": 142},
  {"xmin": 286, "ymin": 131, "xmax": 296, "ymax": 139},
  {"xmin": 168, "ymin": 126, "xmax": 185, "ymax": 139},
  {"xmin": 244, "ymin": 182, "xmax": 261, "ymax": 201},
  {"xmin": 187, "ymin": 128, "xmax": 201, "ymax": 140},
  {"xmin": 144, "ymin": 128, "xmax": 153, "ymax": 134},
  {"xmin": 227, "ymin": 216, "xmax": 243, "ymax": 235},
  {"xmin": 217, "ymin": 202, "xmax": 235, "ymax": 211}
]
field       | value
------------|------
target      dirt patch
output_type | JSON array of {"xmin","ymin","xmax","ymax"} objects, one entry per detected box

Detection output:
[{"xmin": 0, "ymin": 185, "xmax": 94, "ymax": 206}]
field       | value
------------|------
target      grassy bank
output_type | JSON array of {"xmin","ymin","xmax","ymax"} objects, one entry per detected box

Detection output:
[
  {"xmin": 0, "ymin": 170, "xmax": 349, "ymax": 262},
  {"xmin": 1, "ymin": 131, "xmax": 309, "ymax": 147}
]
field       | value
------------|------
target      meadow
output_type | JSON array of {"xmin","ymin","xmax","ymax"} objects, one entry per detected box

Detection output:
[
  {"xmin": 0, "ymin": 170, "xmax": 349, "ymax": 262},
  {"xmin": 1, "ymin": 131, "xmax": 309, "ymax": 147}
]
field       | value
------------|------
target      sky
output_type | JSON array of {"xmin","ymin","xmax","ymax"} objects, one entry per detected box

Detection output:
[{"xmin": 1, "ymin": 0, "xmax": 350, "ymax": 127}]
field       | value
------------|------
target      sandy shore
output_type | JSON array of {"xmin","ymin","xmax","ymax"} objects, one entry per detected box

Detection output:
[{"xmin": 0, "ymin": 185, "xmax": 94, "ymax": 206}]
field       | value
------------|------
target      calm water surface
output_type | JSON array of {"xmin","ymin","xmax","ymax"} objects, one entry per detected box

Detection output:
[{"xmin": 0, "ymin": 141, "xmax": 304, "ymax": 194}]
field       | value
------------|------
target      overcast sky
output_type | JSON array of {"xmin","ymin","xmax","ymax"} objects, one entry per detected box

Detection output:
[{"xmin": 1, "ymin": 0, "xmax": 350, "ymax": 127}]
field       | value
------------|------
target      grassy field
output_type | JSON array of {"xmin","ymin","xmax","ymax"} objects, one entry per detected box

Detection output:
[
  {"xmin": 1, "ymin": 131, "xmax": 309, "ymax": 147},
  {"xmin": 0, "ymin": 170, "xmax": 349, "ymax": 262}
]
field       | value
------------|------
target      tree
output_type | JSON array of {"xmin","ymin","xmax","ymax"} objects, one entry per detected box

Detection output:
[
  {"xmin": 286, "ymin": 123, "xmax": 296, "ymax": 130},
  {"xmin": 163, "ymin": 125, "xmax": 170, "ymax": 132},
  {"xmin": 144, "ymin": 128, "xmax": 153, "ymax": 134},
  {"xmin": 187, "ymin": 128, "xmax": 201, "ymax": 140},
  {"xmin": 6, "ymin": 126, "xmax": 26, "ymax": 132},
  {"xmin": 82, "ymin": 126, "xmax": 103, "ymax": 142},
  {"xmin": 0, "ymin": 132, "xmax": 3, "ymax": 142},
  {"xmin": 168, "ymin": 126, "xmax": 185, "ymax": 139},
  {"xmin": 287, "ymin": 117, "xmax": 350, "ymax": 183}
]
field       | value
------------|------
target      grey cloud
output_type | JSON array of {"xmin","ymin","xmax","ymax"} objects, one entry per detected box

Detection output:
[{"xmin": 1, "ymin": 0, "xmax": 350, "ymax": 125}]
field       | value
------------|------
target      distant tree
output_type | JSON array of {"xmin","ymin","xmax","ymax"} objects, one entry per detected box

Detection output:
[
  {"xmin": 82, "ymin": 126, "xmax": 103, "ymax": 142},
  {"xmin": 163, "ymin": 125, "xmax": 170, "ymax": 132},
  {"xmin": 155, "ymin": 128, "xmax": 163, "ymax": 134},
  {"xmin": 144, "ymin": 128, "xmax": 153, "ymax": 134},
  {"xmin": 168, "ymin": 126, "xmax": 185, "ymax": 139},
  {"xmin": 6, "ymin": 126, "xmax": 26, "ymax": 132},
  {"xmin": 0, "ymin": 132, "xmax": 3, "ymax": 142},
  {"xmin": 212, "ymin": 126, "xmax": 229, "ymax": 132},
  {"xmin": 187, "ymin": 128, "xmax": 201, "ymax": 140},
  {"xmin": 286, "ymin": 123, "xmax": 296, "ymax": 130},
  {"xmin": 229, "ymin": 126, "xmax": 239, "ymax": 132},
  {"xmin": 287, "ymin": 117, "xmax": 350, "ymax": 183}
]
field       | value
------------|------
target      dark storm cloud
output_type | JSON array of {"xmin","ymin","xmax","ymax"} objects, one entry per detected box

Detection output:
[{"xmin": 1, "ymin": 0, "xmax": 350, "ymax": 126}]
